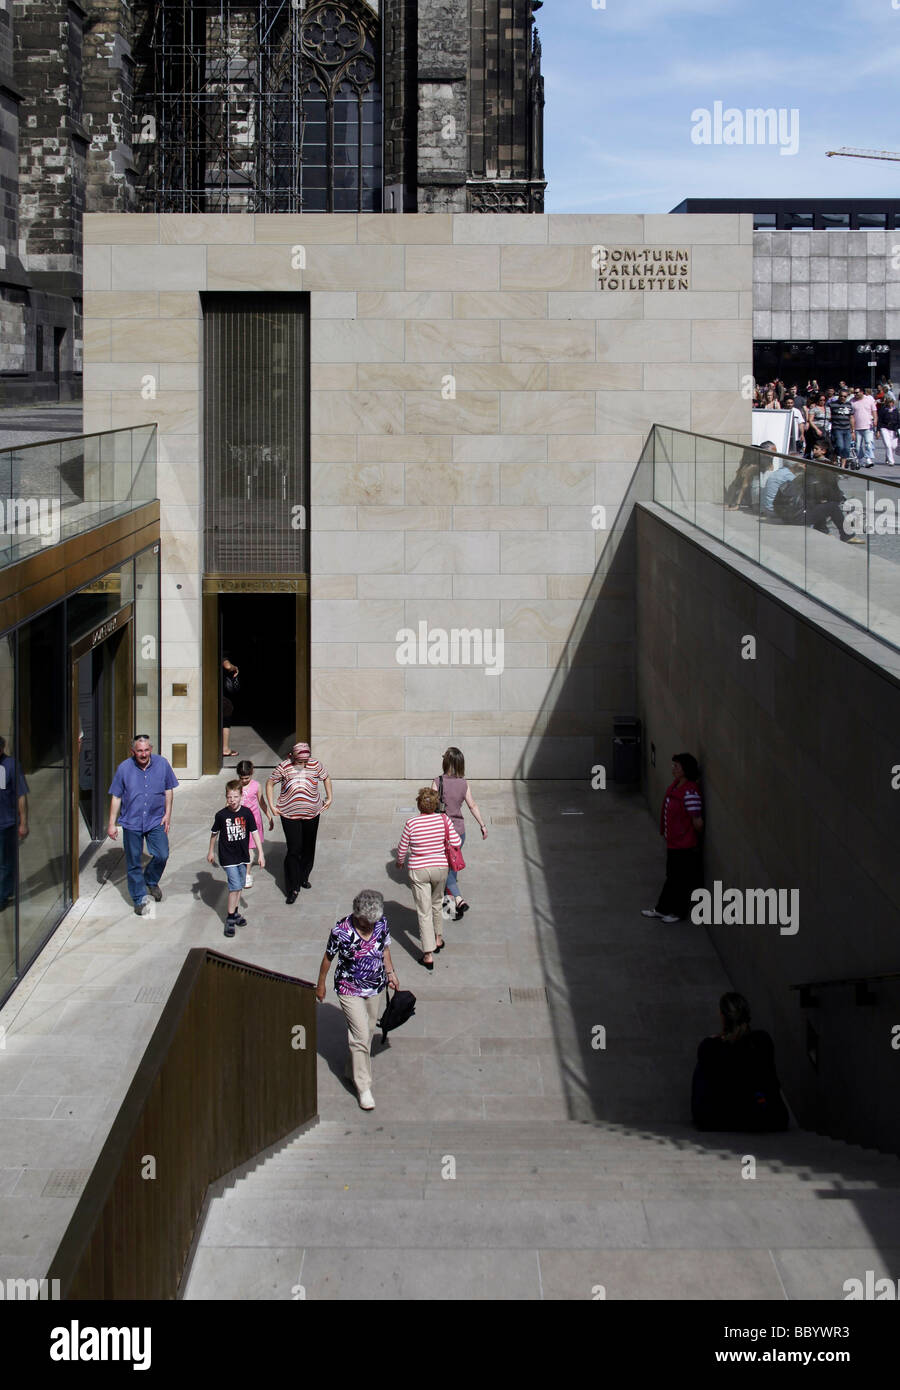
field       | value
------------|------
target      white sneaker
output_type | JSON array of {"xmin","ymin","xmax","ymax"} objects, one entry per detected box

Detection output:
[
  {"xmin": 244, "ymin": 872, "xmax": 253, "ymax": 887},
  {"xmin": 660, "ymin": 914, "xmax": 680, "ymax": 923},
  {"xmin": 640, "ymin": 908, "xmax": 662, "ymax": 918},
  {"xmin": 358, "ymin": 1089, "xmax": 375, "ymax": 1110}
]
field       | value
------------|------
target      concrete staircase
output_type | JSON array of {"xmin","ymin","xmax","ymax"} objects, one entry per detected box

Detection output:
[{"xmin": 183, "ymin": 1116, "xmax": 900, "ymax": 1300}]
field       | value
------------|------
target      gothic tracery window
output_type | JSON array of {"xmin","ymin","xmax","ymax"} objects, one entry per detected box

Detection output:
[{"xmin": 298, "ymin": 1, "xmax": 381, "ymax": 212}]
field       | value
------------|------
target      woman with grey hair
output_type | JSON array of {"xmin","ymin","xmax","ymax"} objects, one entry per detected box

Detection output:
[{"xmin": 315, "ymin": 889, "xmax": 398, "ymax": 1111}]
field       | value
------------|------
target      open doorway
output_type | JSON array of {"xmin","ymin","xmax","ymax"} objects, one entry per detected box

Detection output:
[
  {"xmin": 217, "ymin": 594, "xmax": 300, "ymax": 770},
  {"xmin": 70, "ymin": 618, "xmax": 133, "ymax": 896}
]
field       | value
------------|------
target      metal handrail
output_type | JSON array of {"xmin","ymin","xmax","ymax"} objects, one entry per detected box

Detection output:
[{"xmin": 0, "ymin": 421, "xmax": 160, "ymax": 455}]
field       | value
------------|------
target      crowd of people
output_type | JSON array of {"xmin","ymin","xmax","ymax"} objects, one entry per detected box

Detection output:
[
  {"xmin": 753, "ymin": 376, "xmax": 898, "ymax": 468},
  {"xmin": 106, "ymin": 738, "xmax": 486, "ymax": 1110},
  {"xmin": 106, "ymin": 737, "xmax": 791, "ymax": 1127}
]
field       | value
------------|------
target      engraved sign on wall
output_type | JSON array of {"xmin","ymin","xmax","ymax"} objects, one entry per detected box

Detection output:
[{"xmin": 597, "ymin": 248, "xmax": 691, "ymax": 291}]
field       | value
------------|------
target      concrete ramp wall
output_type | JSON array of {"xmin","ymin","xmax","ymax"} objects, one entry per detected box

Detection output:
[{"xmin": 636, "ymin": 502, "xmax": 900, "ymax": 1154}]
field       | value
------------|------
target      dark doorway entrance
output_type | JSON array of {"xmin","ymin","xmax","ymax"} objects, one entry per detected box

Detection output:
[
  {"xmin": 71, "ymin": 618, "xmax": 133, "ymax": 893},
  {"xmin": 219, "ymin": 594, "xmax": 297, "ymax": 766},
  {"xmin": 53, "ymin": 326, "xmax": 66, "ymax": 399}
]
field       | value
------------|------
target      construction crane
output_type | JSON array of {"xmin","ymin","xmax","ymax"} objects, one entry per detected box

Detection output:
[{"xmin": 825, "ymin": 147, "xmax": 900, "ymax": 162}]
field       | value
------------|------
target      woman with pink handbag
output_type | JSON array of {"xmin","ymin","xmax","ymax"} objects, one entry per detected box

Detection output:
[
  {"xmin": 432, "ymin": 747, "xmax": 488, "ymax": 921},
  {"xmin": 396, "ymin": 787, "xmax": 462, "ymax": 971}
]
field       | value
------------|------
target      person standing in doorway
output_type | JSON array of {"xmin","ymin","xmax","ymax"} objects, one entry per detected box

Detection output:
[
  {"xmin": 266, "ymin": 741, "xmax": 332, "ymax": 904},
  {"xmin": 107, "ymin": 736, "xmax": 179, "ymax": 917},
  {"xmin": 222, "ymin": 658, "xmax": 240, "ymax": 758},
  {"xmin": 641, "ymin": 753, "xmax": 703, "ymax": 923},
  {"xmin": 0, "ymin": 735, "xmax": 28, "ymax": 912},
  {"xmin": 431, "ymin": 746, "xmax": 487, "ymax": 921}
]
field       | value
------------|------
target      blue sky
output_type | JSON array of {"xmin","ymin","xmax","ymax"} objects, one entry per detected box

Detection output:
[{"xmin": 539, "ymin": 0, "xmax": 900, "ymax": 212}]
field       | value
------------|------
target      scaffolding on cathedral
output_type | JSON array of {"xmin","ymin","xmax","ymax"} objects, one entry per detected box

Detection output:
[{"xmin": 132, "ymin": 0, "xmax": 380, "ymax": 213}]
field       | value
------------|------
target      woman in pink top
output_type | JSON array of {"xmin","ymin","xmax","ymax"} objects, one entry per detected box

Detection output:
[
  {"xmin": 237, "ymin": 760, "xmax": 273, "ymax": 887},
  {"xmin": 396, "ymin": 786, "xmax": 461, "ymax": 970},
  {"xmin": 431, "ymin": 746, "xmax": 487, "ymax": 920}
]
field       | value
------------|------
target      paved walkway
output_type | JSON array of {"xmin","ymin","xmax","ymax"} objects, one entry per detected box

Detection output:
[{"xmin": 2, "ymin": 773, "xmax": 899, "ymax": 1299}]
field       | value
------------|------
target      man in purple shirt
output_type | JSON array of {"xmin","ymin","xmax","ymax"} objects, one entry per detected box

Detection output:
[{"xmin": 108, "ymin": 735, "xmax": 179, "ymax": 916}]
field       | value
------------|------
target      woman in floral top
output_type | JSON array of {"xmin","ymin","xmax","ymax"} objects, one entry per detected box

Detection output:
[{"xmin": 316, "ymin": 888, "xmax": 398, "ymax": 1111}]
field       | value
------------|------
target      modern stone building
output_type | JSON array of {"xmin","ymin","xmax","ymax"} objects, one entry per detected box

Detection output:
[
  {"xmin": 1, "ymin": 0, "xmax": 544, "ymax": 405},
  {"xmin": 674, "ymin": 199, "xmax": 900, "ymax": 386},
  {"xmin": 82, "ymin": 210, "xmax": 752, "ymax": 781}
]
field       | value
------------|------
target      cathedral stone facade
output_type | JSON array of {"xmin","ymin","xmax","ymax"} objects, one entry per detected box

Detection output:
[{"xmin": 1, "ymin": 0, "xmax": 545, "ymax": 402}]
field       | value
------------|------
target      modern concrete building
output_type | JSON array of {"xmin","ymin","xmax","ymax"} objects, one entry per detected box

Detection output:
[{"xmin": 82, "ymin": 210, "xmax": 753, "ymax": 781}]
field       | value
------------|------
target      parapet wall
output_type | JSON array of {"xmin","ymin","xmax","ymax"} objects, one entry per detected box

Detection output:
[{"xmin": 636, "ymin": 502, "xmax": 900, "ymax": 1152}]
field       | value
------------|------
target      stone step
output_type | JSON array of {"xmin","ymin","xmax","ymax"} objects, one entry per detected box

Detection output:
[
  {"xmin": 227, "ymin": 1175, "xmax": 890, "ymax": 1199},
  {"xmin": 283, "ymin": 1122, "xmax": 900, "ymax": 1162},
  {"xmin": 198, "ymin": 1192, "xmax": 900, "ymax": 1250},
  {"xmin": 264, "ymin": 1147, "xmax": 900, "ymax": 1177}
]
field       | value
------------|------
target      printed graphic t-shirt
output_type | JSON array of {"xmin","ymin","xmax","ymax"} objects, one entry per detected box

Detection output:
[{"xmin": 211, "ymin": 806, "xmax": 256, "ymax": 866}]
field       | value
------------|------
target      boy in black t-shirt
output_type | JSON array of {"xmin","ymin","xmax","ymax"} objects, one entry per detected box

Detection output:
[{"xmin": 208, "ymin": 779, "xmax": 264, "ymax": 936}]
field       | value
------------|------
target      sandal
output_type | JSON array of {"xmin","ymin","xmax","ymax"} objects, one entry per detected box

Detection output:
[
  {"xmin": 434, "ymin": 937, "xmax": 445, "ymax": 953},
  {"xmin": 418, "ymin": 954, "xmax": 434, "ymax": 971}
]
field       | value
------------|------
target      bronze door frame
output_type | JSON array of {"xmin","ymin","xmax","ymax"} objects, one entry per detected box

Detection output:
[{"xmin": 201, "ymin": 577, "xmax": 309, "ymax": 776}]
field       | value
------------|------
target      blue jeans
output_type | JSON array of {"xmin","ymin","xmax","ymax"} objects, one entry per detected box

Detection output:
[
  {"xmin": 856, "ymin": 427, "xmax": 874, "ymax": 463},
  {"xmin": 122, "ymin": 825, "xmax": 169, "ymax": 906},
  {"xmin": 832, "ymin": 427, "xmax": 853, "ymax": 459},
  {"xmin": 445, "ymin": 830, "xmax": 465, "ymax": 897},
  {"xmin": 224, "ymin": 862, "xmax": 247, "ymax": 892}
]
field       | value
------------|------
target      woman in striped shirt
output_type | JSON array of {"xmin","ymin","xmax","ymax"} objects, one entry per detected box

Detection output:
[
  {"xmin": 396, "ymin": 786, "xmax": 461, "ymax": 970},
  {"xmin": 265, "ymin": 741, "xmax": 333, "ymax": 904}
]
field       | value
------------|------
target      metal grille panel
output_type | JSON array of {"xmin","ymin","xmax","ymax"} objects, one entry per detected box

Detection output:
[{"xmin": 203, "ymin": 293, "xmax": 309, "ymax": 574}]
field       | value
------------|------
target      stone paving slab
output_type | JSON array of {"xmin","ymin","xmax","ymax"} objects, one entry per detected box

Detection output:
[{"xmin": 4, "ymin": 773, "xmax": 898, "ymax": 1298}]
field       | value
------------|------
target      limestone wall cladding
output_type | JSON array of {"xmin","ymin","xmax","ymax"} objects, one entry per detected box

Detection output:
[
  {"xmin": 753, "ymin": 228, "xmax": 900, "ymax": 342},
  {"xmin": 82, "ymin": 212, "xmax": 752, "ymax": 779}
]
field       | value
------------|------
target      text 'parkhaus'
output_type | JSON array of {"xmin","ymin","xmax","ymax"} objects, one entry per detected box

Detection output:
[{"xmin": 597, "ymin": 247, "xmax": 691, "ymax": 291}]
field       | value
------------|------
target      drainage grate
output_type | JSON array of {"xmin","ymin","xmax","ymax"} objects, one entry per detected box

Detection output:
[
  {"xmin": 509, "ymin": 987, "xmax": 549, "ymax": 1004},
  {"xmin": 135, "ymin": 986, "xmax": 170, "ymax": 1004},
  {"xmin": 42, "ymin": 1170, "xmax": 90, "ymax": 1198},
  {"xmin": 490, "ymin": 815, "xmax": 519, "ymax": 826}
]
